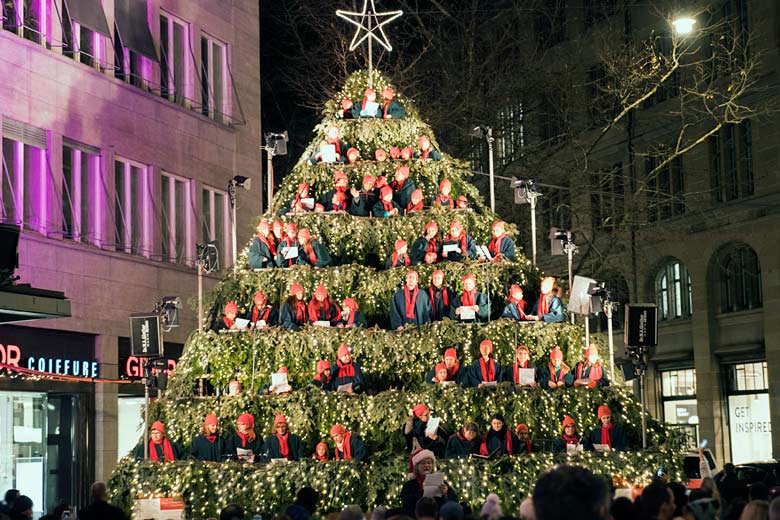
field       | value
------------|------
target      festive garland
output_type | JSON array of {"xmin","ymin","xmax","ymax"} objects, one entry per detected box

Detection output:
[{"xmin": 109, "ymin": 450, "xmax": 683, "ymax": 519}]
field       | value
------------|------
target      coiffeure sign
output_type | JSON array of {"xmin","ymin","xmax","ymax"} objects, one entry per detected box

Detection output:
[{"xmin": 0, "ymin": 326, "xmax": 99, "ymax": 378}]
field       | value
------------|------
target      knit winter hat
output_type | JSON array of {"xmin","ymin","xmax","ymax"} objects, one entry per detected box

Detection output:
[
  {"xmin": 550, "ymin": 346, "xmax": 564, "ymax": 361},
  {"xmin": 510, "ymin": 285, "xmax": 523, "ymax": 299},
  {"xmin": 406, "ymin": 270, "xmax": 419, "ymax": 281},
  {"xmin": 334, "ymin": 170, "xmax": 348, "ymax": 183},
  {"xmin": 375, "ymin": 148, "xmax": 387, "ymax": 161},
  {"xmin": 444, "ymin": 348, "xmax": 458, "ymax": 360},
  {"xmin": 480, "ymin": 340, "xmax": 493, "ymax": 352},
  {"xmin": 375, "ymin": 175, "xmax": 388, "ymax": 188},
  {"xmin": 462, "ymin": 273, "xmax": 475, "ymax": 284},
  {"xmin": 330, "ymin": 424, "xmax": 347, "ymax": 436},
  {"xmin": 562, "ymin": 415, "xmax": 575, "ymax": 429},
  {"xmin": 410, "ymin": 189, "xmax": 423, "ymax": 204},
  {"xmin": 492, "ymin": 220, "xmax": 506, "ymax": 232},
  {"xmin": 298, "ymin": 228, "xmax": 312, "ymax": 241},
  {"xmin": 515, "ymin": 423, "xmax": 529, "ymax": 434},
  {"xmin": 516, "ymin": 344, "xmax": 529, "ymax": 354},
  {"xmin": 341, "ymin": 99, "xmax": 353, "ymax": 110},
  {"xmin": 389, "ymin": 146, "xmax": 401, "ymax": 159},
  {"xmin": 285, "ymin": 221, "xmax": 298, "ymax": 234},
  {"xmin": 395, "ymin": 239, "xmax": 407, "ymax": 251},
  {"xmin": 380, "ymin": 185, "xmax": 393, "ymax": 198},
  {"xmin": 274, "ymin": 414, "xmax": 288, "ymax": 427},
  {"xmin": 151, "ymin": 420, "xmax": 165, "ymax": 434},
  {"xmin": 598, "ymin": 405, "xmax": 611, "ymax": 420},
  {"xmin": 224, "ymin": 302, "xmax": 238, "ymax": 315},
  {"xmin": 401, "ymin": 146, "xmax": 413, "ymax": 159},
  {"xmin": 342, "ymin": 298, "xmax": 358, "ymax": 311},
  {"xmin": 314, "ymin": 284, "xmax": 328, "ymax": 299},
  {"xmin": 362, "ymin": 174, "xmax": 375, "ymax": 186},
  {"xmin": 253, "ymin": 291, "xmax": 266, "ymax": 305},
  {"xmin": 456, "ymin": 195, "xmax": 468, "ymax": 205},
  {"xmin": 316, "ymin": 359, "xmax": 331, "ymax": 374},
  {"xmin": 434, "ymin": 363, "xmax": 447, "ymax": 377},
  {"xmin": 425, "ymin": 222, "xmax": 439, "ymax": 234},
  {"xmin": 450, "ymin": 220, "xmax": 464, "ymax": 232},
  {"xmin": 237, "ymin": 413, "xmax": 255, "ymax": 428},
  {"xmin": 382, "ymin": 87, "xmax": 394, "ymax": 99},
  {"xmin": 278, "ymin": 366, "xmax": 288, "ymax": 374},
  {"xmin": 347, "ymin": 148, "xmax": 359, "ymax": 161},
  {"xmin": 204, "ymin": 414, "xmax": 218, "ymax": 427},
  {"xmin": 412, "ymin": 404, "xmax": 429, "ymax": 417},
  {"xmin": 290, "ymin": 281, "xmax": 304, "ymax": 296},
  {"xmin": 363, "ymin": 88, "xmax": 376, "ymax": 97},
  {"xmin": 337, "ymin": 343, "xmax": 351, "ymax": 359},
  {"xmin": 258, "ymin": 221, "xmax": 270, "ymax": 234}
]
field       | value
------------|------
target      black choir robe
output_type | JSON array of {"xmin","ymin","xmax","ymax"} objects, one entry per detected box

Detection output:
[
  {"xmin": 424, "ymin": 363, "xmax": 467, "ymax": 385},
  {"xmin": 336, "ymin": 309, "xmax": 368, "ymax": 328},
  {"xmin": 296, "ymin": 240, "xmax": 332, "ymax": 268},
  {"xmin": 247, "ymin": 237, "xmax": 277, "ymax": 269},
  {"xmin": 449, "ymin": 291, "xmax": 489, "ymax": 323},
  {"xmin": 190, "ymin": 434, "xmax": 226, "ymax": 462},
  {"xmin": 262, "ymin": 433, "xmax": 304, "ymax": 461},
  {"xmin": 428, "ymin": 285, "xmax": 454, "ymax": 322},
  {"xmin": 224, "ymin": 432, "xmax": 262, "ymax": 459},
  {"xmin": 328, "ymin": 361, "xmax": 365, "ymax": 393},
  {"xmin": 481, "ymin": 428, "xmax": 521, "ymax": 456},
  {"xmin": 571, "ymin": 362, "xmax": 610, "ymax": 387},
  {"xmin": 133, "ymin": 439, "xmax": 184, "ymax": 461},
  {"xmin": 390, "ymin": 287, "xmax": 432, "ymax": 330},
  {"xmin": 584, "ymin": 425, "xmax": 627, "ymax": 452},
  {"xmin": 408, "ymin": 417, "xmax": 446, "ymax": 458},
  {"xmin": 372, "ymin": 199, "xmax": 402, "ymax": 217},
  {"xmin": 279, "ymin": 299, "xmax": 307, "ymax": 331},
  {"xmin": 488, "ymin": 235, "xmax": 516, "ymax": 261},
  {"xmin": 410, "ymin": 237, "xmax": 439, "ymax": 265},
  {"xmin": 502, "ymin": 361, "xmax": 539, "ymax": 385},
  {"xmin": 392, "ymin": 180, "xmax": 416, "ymax": 210},
  {"xmin": 276, "ymin": 238, "xmax": 300, "ymax": 268},
  {"xmin": 444, "ymin": 433, "xmax": 479, "ymax": 459},
  {"xmin": 539, "ymin": 365, "xmax": 574, "ymax": 389},
  {"xmin": 334, "ymin": 435, "xmax": 367, "ymax": 462},
  {"xmin": 349, "ymin": 190, "xmax": 377, "ymax": 216},
  {"xmin": 243, "ymin": 305, "xmax": 278, "ymax": 327},
  {"xmin": 467, "ymin": 357, "xmax": 503, "ymax": 388}
]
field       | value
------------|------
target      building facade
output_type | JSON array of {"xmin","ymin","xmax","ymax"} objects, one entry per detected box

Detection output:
[
  {"xmin": 0, "ymin": 0, "xmax": 261, "ymax": 513},
  {"xmin": 496, "ymin": 0, "xmax": 779, "ymax": 465}
]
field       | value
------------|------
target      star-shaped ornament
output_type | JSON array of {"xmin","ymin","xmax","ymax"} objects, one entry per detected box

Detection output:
[{"xmin": 336, "ymin": 0, "xmax": 403, "ymax": 52}]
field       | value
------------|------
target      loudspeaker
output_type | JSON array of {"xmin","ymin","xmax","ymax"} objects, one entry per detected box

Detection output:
[
  {"xmin": 0, "ymin": 223, "xmax": 20, "ymax": 283},
  {"xmin": 129, "ymin": 313, "xmax": 163, "ymax": 357},
  {"xmin": 620, "ymin": 361, "xmax": 637, "ymax": 382},
  {"xmin": 624, "ymin": 304, "xmax": 658, "ymax": 347},
  {"xmin": 568, "ymin": 275, "xmax": 600, "ymax": 315}
]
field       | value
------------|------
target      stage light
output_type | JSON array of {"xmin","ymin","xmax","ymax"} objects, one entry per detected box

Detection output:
[
  {"xmin": 231, "ymin": 175, "xmax": 251, "ymax": 190},
  {"xmin": 672, "ymin": 17, "xmax": 696, "ymax": 35}
]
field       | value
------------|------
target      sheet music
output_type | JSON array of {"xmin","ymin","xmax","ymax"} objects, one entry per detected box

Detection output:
[
  {"xmin": 575, "ymin": 378, "xmax": 593, "ymax": 386},
  {"xmin": 337, "ymin": 382, "xmax": 353, "ymax": 393},
  {"xmin": 481, "ymin": 381, "xmax": 498, "ymax": 387},
  {"xmin": 425, "ymin": 417, "xmax": 441, "ymax": 437},
  {"xmin": 566, "ymin": 443, "xmax": 584, "ymax": 455},
  {"xmin": 476, "ymin": 245, "xmax": 492, "ymax": 260},
  {"xmin": 442, "ymin": 244, "xmax": 460, "ymax": 254},
  {"xmin": 234, "ymin": 318, "xmax": 250, "ymax": 329},
  {"xmin": 314, "ymin": 320, "xmax": 331, "ymax": 327},
  {"xmin": 270, "ymin": 458, "xmax": 289, "ymax": 464},
  {"xmin": 254, "ymin": 319, "xmax": 267, "ymax": 328},
  {"xmin": 518, "ymin": 368, "xmax": 536, "ymax": 385},
  {"xmin": 236, "ymin": 448, "xmax": 254, "ymax": 461},
  {"xmin": 282, "ymin": 246, "xmax": 299, "ymax": 260},
  {"xmin": 301, "ymin": 197, "xmax": 315, "ymax": 210},
  {"xmin": 320, "ymin": 144, "xmax": 337, "ymax": 163},
  {"xmin": 459, "ymin": 307, "xmax": 476, "ymax": 321},
  {"xmin": 593, "ymin": 443, "xmax": 611, "ymax": 452},
  {"xmin": 422, "ymin": 472, "xmax": 444, "ymax": 497},
  {"xmin": 361, "ymin": 101, "xmax": 380, "ymax": 117}
]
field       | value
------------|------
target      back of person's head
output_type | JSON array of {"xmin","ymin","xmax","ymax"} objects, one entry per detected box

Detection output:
[
  {"xmin": 668, "ymin": 482, "xmax": 687, "ymax": 515},
  {"xmin": 11, "ymin": 495, "xmax": 33, "ymax": 514},
  {"xmin": 3, "ymin": 489, "xmax": 19, "ymax": 506},
  {"xmin": 340, "ymin": 505, "xmax": 365, "ymax": 520},
  {"xmin": 533, "ymin": 465, "xmax": 609, "ymax": 520},
  {"xmin": 748, "ymin": 482, "xmax": 769, "ymax": 502},
  {"xmin": 769, "ymin": 496, "xmax": 780, "ymax": 520},
  {"xmin": 90, "ymin": 481, "xmax": 108, "ymax": 502},
  {"xmin": 687, "ymin": 498, "xmax": 719, "ymax": 520},
  {"xmin": 724, "ymin": 499, "xmax": 747, "ymax": 520},
  {"xmin": 295, "ymin": 487, "xmax": 319, "ymax": 514},
  {"xmin": 384, "ymin": 507, "xmax": 409, "ymax": 520},
  {"xmin": 415, "ymin": 497, "xmax": 438, "ymax": 520},
  {"xmin": 609, "ymin": 497, "xmax": 635, "ymax": 520},
  {"xmin": 724, "ymin": 463, "xmax": 736, "ymax": 475},
  {"xmin": 518, "ymin": 498, "xmax": 534, "ymax": 520},
  {"xmin": 371, "ymin": 506, "xmax": 388, "ymax": 520},
  {"xmin": 440, "ymin": 501, "xmax": 464, "ymax": 520},
  {"xmin": 480, "ymin": 494, "xmax": 502, "ymax": 520},
  {"xmin": 738, "ymin": 500, "xmax": 768, "ymax": 520},
  {"xmin": 220, "ymin": 504, "xmax": 245, "ymax": 520},
  {"xmin": 640, "ymin": 481, "xmax": 673, "ymax": 520}
]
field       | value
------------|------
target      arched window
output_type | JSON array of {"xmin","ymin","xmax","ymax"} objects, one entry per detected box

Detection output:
[
  {"xmin": 716, "ymin": 244, "xmax": 762, "ymax": 313},
  {"xmin": 655, "ymin": 260, "xmax": 692, "ymax": 320}
]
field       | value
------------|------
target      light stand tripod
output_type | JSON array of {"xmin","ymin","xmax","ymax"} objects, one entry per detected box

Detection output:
[{"xmin": 627, "ymin": 345, "xmax": 650, "ymax": 449}]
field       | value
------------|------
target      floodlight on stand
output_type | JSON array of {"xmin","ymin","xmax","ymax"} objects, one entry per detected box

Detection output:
[
  {"xmin": 469, "ymin": 125, "xmax": 495, "ymax": 211},
  {"xmin": 265, "ymin": 131, "xmax": 289, "ymax": 156},
  {"xmin": 228, "ymin": 175, "xmax": 250, "ymax": 275},
  {"xmin": 231, "ymin": 175, "xmax": 251, "ymax": 191},
  {"xmin": 512, "ymin": 178, "xmax": 541, "ymax": 266},
  {"xmin": 196, "ymin": 240, "xmax": 220, "ymax": 273},
  {"xmin": 156, "ymin": 296, "xmax": 181, "ymax": 332}
]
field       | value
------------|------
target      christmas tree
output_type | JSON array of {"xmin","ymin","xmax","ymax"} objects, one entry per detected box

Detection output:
[{"xmin": 108, "ymin": 69, "xmax": 682, "ymax": 517}]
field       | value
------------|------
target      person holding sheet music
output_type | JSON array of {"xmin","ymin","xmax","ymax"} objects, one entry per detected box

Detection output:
[
  {"xmin": 248, "ymin": 221, "xmax": 278, "ymax": 269},
  {"xmin": 281, "ymin": 183, "xmax": 313, "ymax": 215},
  {"xmin": 261, "ymin": 366, "xmax": 293, "ymax": 395},
  {"xmin": 404, "ymin": 404, "xmax": 446, "ymax": 457},
  {"xmin": 487, "ymin": 221, "xmax": 516, "ymax": 261},
  {"xmin": 320, "ymin": 170, "xmax": 351, "ymax": 209},
  {"xmin": 381, "ymin": 87, "xmax": 405, "ymax": 119},
  {"xmin": 212, "ymin": 301, "xmax": 246, "ymax": 332},
  {"xmin": 340, "ymin": 99, "xmax": 355, "ymax": 119},
  {"xmin": 325, "ymin": 124, "xmax": 348, "ymax": 161},
  {"xmin": 479, "ymin": 413, "xmax": 521, "ymax": 456},
  {"xmin": 385, "ymin": 239, "xmax": 411, "ymax": 269},
  {"xmin": 328, "ymin": 343, "xmax": 364, "ymax": 394},
  {"xmin": 501, "ymin": 285, "xmax": 533, "ymax": 322},
  {"xmin": 468, "ymin": 340, "xmax": 502, "ymax": 388},
  {"xmin": 373, "ymin": 185, "xmax": 402, "ymax": 217},
  {"xmin": 225, "ymin": 413, "xmax": 262, "ymax": 462},
  {"xmin": 427, "ymin": 270, "xmax": 454, "ymax": 322},
  {"xmin": 503, "ymin": 345, "xmax": 538, "ymax": 387},
  {"xmin": 245, "ymin": 291, "xmax": 277, "ymax": 329},
  {"xmin": 425, "ymin": 347, "xmax": 466, "ymax": 385},
  {"xmin": 336, "ymin": 298, "xmax": 368, "ymax": 328},
  {"xmin": 552, "ymin": 415, "xmax": 582, "ymax": 455},
  {"xmin": 540, "ymin": 346, "xmax": 572, "ymax": 389},
  {"xmin": 311, "ymin": 359, "xmax": 332, "ymax": 389},
  {"xmin": 450, "ymin": 274, "xmax": 488, "ymax": 323},
  {"xmin": 346, "ymin": 147, "xmax": 360, "ymax": 163},
  {"xmin": 329, "ymin": 423, "xmax": 367, "ymax": 462},
  {"xmin": 279, "ymin": 282, "xmax": 308, "ymax": 331},
  {"xmin": 584, "ymin": 406, "xmax": 626, "ymax": 452},
  {"xmin": 392, "ymin": 165, "xmax": 416, "ymax": 210},
  {"xmin": 297, "ymin": 228, "xmax": 332, "ymax": 268},
  {"xmin": 354, "ymin": 87, "xmax": 382, "ymax": 118},
  {"xmin": 390, "ymin": 270, "xmax": 432, "ymax": 330},
  {"xmin": 414, "ymin": 135, "xmax": 443, "ymax": 161},
  {"xmin": 400, "ymin": 449, "xmax": 458, "ymax": 515},
  {"xmin": 433, "ymin": 178, "xmax": 454, "ymax": 208},
  {"xmin": 441, "ymin": 220, "xmax": 476, "ymax": 262},
  {"xmin": 444, "ymin": 422, "xmax": 480, "ymax": 459},
  {"xmin": 530, "ymin": 276, "xmax": 565, "ymax": 323},
  {"xmin": 276, "ymin": 222, "xmax": 300, "ymax": 268},
  {"xmin": 405, "ymin": 188, "xmax": 425, "ymax": 214},
  {"xmin": 572, "ymin": 345, "xmax": 610, "ymax": 388},
  {"xmin": 411, "ymin": 222, "xmax": 440, "ymax": 265},
  {"xmin": 262, "ymin": 414, "xmax": 303, "ymax": 461},
  {"xmin": 514, "ymin": 424, "xmax": 537, "ymax": 454},
  {"xmin": 349, "ymin": 174, "xmax": 377, "ymax": 216},
  {"xmin": 190, "ymin": 414, "xmax": 225, "ymax": 462},
  {"xmin": 307, "ymin": 284, "xmax": 341, "ymax": 326}
]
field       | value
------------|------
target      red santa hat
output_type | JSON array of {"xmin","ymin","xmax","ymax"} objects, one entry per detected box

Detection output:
[
  {"xmin": 425, "ymin": 221, "xmax": 438, "ymax": 234},
  {"xmin": 408, "ymin": 448, "xmax": 435, "ymax": 480},
  {"xmin": 341, "ymin": 99, "xmax": 353, "ymax": 110},
  {"xmin": 224, "ymin": 301, "xmax": 238, "ymax": 315},
  {"xmin": 151, "ymin": 420, "xmax": 166, "ymax": 434},
  {"xmin": 274, "ymin": 414, "xmax": 288, "ymax": 427},
  {"xmin": 204, "ymin": 414, "xmax": 218, "ymax": 427},
  {"xmin": 412, "ymin": 404, "xmax": 429, "ymax": 417},
  {"xmin": 395, "ymin": 239, "xmax": 407, "ymax": 251},
  {"xmin": 298, "ymin": 228, "xmax": 312, "ymax": 241},
  {"xmin": 253, "ymin": 291, "xmax": 266, "ymax": 305},
  {"xmin": 237, "ymin": 413, "xmax": 255, "ymax": 428},
  {"xmin": 480, "ymin": 339, "xmax": 493, "ymax": 352},
  {"xmin": 515, "ymin": 423, "xmax": 529, "ymax": 434},
  {"xmin": 461, "ymin": 273, "xmax": 475, "ymax": 284},
  {"xmin": 439, "ymin": 178, "xmax": 451, "ymax": 192},
  {"xmin": 389, "ymin": 146, "xmax": 401, "ymax": 159},
  {"xmin": 314, "ymin": 284, "xmax": 328, "ymax": 299},
  {"xmin": 337, "ymin": 343, "xmax": 351, "ymax": 358},
  {"xmin": 444, "ymin": 348, "xmax": 458, "ymax": 360},
  {"xmin": 550, "ymin": 346, "xmax": 563, "ymax": 362},
  {"xmin": 375, "ymin": 148, "xmax": 388, "ymax": 161},
  {"xmin": 290, "ymin": 282, "xmax": 304, "ymax": 296},
  {"xmin": 395, "ymin": 165, "xmax": 410, "ymax": 179},
  {"xmin": 598, "ymin": 405, "xmax": 611, "ymax": 420},
  {"xmin": 334, "ymin": 170, "xmax": 348, "ymax": 183},
  {"xmin": 330, "ymin": 423, "xmax": 348, "ymax": 436}
]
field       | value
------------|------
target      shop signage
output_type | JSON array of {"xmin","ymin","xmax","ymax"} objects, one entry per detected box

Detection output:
[
  {"xmin": 0, "ymin": 326, "xmax": 99, "ymax": 377},
  {"xmin": 728, "ymin": 393, "xmax": 771, "ymax": 464}
]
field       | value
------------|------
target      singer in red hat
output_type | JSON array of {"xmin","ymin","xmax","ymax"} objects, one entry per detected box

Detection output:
[
  {"xmin": 552, "ymin": 415, "xmax": 581, "ymax": 454},
  {"xmin": 400, "ymin": 448, "xmax": 457, "ymax": 515},
  {"xmin": 425, "ymin": 347, "xmax": 466, "ymax": 385},
  {"xmin": 349, "ymin": 174, "xmax": 377, "ymax": 216},
  {"xmin": 327, "ymin": 344, "xmax": 364, "ymax": 394},
  {"xmin": 411, "ymin": 222, "xmax": 440, "ymax": 265},
  {"xmin": 190, "ymin": 414, "xmax": 225, "ymax": 462},
  {"xmin": 385, "ymin": 239, "xmax": 411, "ymax": 269},
  {"xmin": 279, "ymin": 282, "xmax": 307, "ymax": 331},
  {"xmin": 390, "ymin": 270, "xmax": 432, "ymax": 330},
  {"xmin": 134, "ymin": 420, "xmax": 182, "ymax": 462},
  {"xmin": 585, "ymin": 405, "xmax": 627, "ymax": 452},
  {"xmin": 450, "ymin": 273, "xmax": 488, "ymax": 323},
  {"xmin": 329, "ymin": 423, "xmax": 367, "ymax": 462},
  {"xmin": 307, "ymin": 284, "xmax": 341, "ymax": 326},
  {"xmin": 262, "ymin": 413, "xmax": 303, "ymax": 461},
  {"xmin": 441, "ymin": 220, "xmax": 476, "ymax": 262},
  {"xmin": 248, "ymin": 220, "xmax": 278, "ymax": 269},
  {"xmin": 225, "ymin": 413, "xmax": 261, "ymax": 462},
  {"xmin": 540, "ymin": 346, "xmax": 572, "ymax": 389},
  {"xmin": 468, "ymin": 340, "xmax": 502, "ymax": 388},
  {"xmin": 572, "ymin": 344, "xmax": 610, "ymax": 388}
]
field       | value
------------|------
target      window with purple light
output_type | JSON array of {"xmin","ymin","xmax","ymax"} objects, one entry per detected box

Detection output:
[
  {"xmin": 114, "ymin": 158, "xmax": 150, "ymax": 257},
  {"xmin": 161, "ymin": 172, "xmax": 193, "ymax": 266},
  {"xmin": 200, "ymin": 33, "xmax": 230, "ymax": 122},
  {"xmin": 160, "ymin": 11, "xmax": 191, "ymax": 106},
  {"xmin": 62, "ymin": 141, "xmax": 102, "ymax": 245},
  {"xmin": 2, "ymin": 0, "xmax": 47, "ymax": 45},
  {"xmin": 2, "ymin": 119, "xmax": 49, "ymax": 233},
  {"xmin": 201, "ymin": 186, "xmax": 228, "ymax": 267}
]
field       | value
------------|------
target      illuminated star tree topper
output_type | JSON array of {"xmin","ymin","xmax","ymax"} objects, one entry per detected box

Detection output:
[{"xmin": 336, "ymin": 0, "xmax": 403, "ymax": 88}]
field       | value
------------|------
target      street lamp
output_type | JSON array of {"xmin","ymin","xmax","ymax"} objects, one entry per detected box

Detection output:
[
  {"xmin": 470, "ymin": 126, "xmax": 495, "ymax": 212},
  {"xmin": 228, "ymin": 175, "xmax": 251, "ymax": 274},
  {"xmin": 672, "ymin": 17, "xmax": 696, "ymax": 35}
]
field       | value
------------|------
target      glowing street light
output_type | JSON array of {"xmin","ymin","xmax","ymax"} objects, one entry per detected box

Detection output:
[{"xmin": 672, "ymin": 17, "xmax": 696, "ymax": 35}]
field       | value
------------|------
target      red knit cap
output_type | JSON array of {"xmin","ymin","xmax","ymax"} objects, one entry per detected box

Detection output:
[
  {"xmin": 298, "ymin": 228, "xmax": 312, "ymax": 241},
  {"xmin": 516, "ymin": 344, "xmax": 529, "ymax": 353},
  {"xmin": 274, "ymin": 414, "xmax": 288, "ymax": 426},
  {"xmin": 330, "ymin": 424, "xmax": 348, "ymax": 436},
  {"xmin": 316, "ymin": 359, "xmax": 331, "ymax": 373},
  {"xmin": 334, "ymin": 170, "xmax": 348, "ymax": 183},
  {"xmin": 237, "ymin": 413, "xmax": 255, "ymax": 428},
  {"xmin": 380, "ymin": 185, "xmax": 393, "ymax": 198},
  {"xmin": 412, "ymin": 404, "xmax": 429, "ymax": 417},
  {"xmin": 224, "ymin": 301, "xmax": 238, "ymax": 315},
  {"xmin": 435, "ymin": 362, "xmax": 447, "ymax": 375},
  {"xmin": 406, "ymin": 270, "xmax": 419, "ymax": 281},
  {"xmin": 337, "ymin": 343, "xmax": 351, "ymax": 358},
  {"xmin": 395, "ymin": 239, "xmax": 407, "ymax": 251},
  {"xmin": 297, "ymin": 183, "xmax": 308, "ymax": 193},
  {"xmin": 364, "ymin": 88, "xmax": 375, "ymax": 97},
  {"xmin": 450, "ymin": 220, "xmax": 463, "ymax": 232},
  {"xmin": 439, "ymin": 178, "xmax": 451, "ymax": 191},
  {"xmin": 347, "ymin": 148, "xmax": 359, "ymax": 161},
  {"xmin": 480, "ymin": 339, "xmax": 493, "ymax": 352},
  {"xmin": 419, "ymin": 135, "xmax": 431, "ymax": 147},
  {"xmin": 456, "ymin": 195, "xmax": 467, "ymax": 205},
  {"xmin": 314, "ymin": 284, "xmax": 328, "ymax": 299},
  {"xmin": 285, "ymin": 221, "xmax": 298, "ymax": 234},
  {"xmin": 204, "ymin": 414, "xmax": 218, "ymax": 427},
  {"xmin": 316, "ymin": 441, "xmax": 328, "ymax": 452},
  {"xmin": 396, "ymin": 165, "xmax": 410, "ymax": 179},
  {"xmin": 342, "ymin": 298, "xmax": 358, "ymax": 311},
  {"xmin": 510, "ymin": 285, "xmax": 523, "ymax": 298},
  {"xmin": 562, "ymin": 415, "xmax": 575, "ymax": 428},
  {"xmin": 258, "ymin": 221, "xmax": 270, "ymax": 234},
  {"xmin": 151, "ymin": 420, "xmax": 165, "ymax": 434},
  {"xmin": 401, "ymin": 146, "xmax": 414, "ymax": 159},
  {"xmin": 375, "ymin": 176, "xmax": 388, "ymax": 188},
  {"xmin": 492, "ymin": 220, "xmax": 506, "ymax": 231},
  {"xmin": 462, "ymin": 273, "xmax": 475, "ymax": 284},
  {"xmin": 550, "ymin": 346, "xmax": 563, "ymax": 361},
  {"xmin": 341, "ymin": 99, "xmax": 353, "ymax": 110},
  {"xmin": 362, "ymin": 174, "xmax": 375, "ymax": 186},
  {"xmin": 278, "ymin": 366, "xmax": 288, "ymax": 374},
  {"xmin": 444, "ymin": 348, "xmax": 458, "ymax": 360},
  {"xmin": 425, "ymin": 221, "xmax": 438, "ymax": 234},
  {"xmin": 389, "ymin": 146, "xmax": 401, "ymax": 159},
  {"xmin": 516, "ymin": 423, "xmax": 529, "ymax": 434},
  {"xmin": 253, "ymin": 291, "xmax": 266, "ymax": 305},
  {"xmin": 290, "ymin": 282, "xmax": 303, "ymax": 296},
  {"xmin": 598, "ymin": 405, "xmax": 611, "ymax": 420}
]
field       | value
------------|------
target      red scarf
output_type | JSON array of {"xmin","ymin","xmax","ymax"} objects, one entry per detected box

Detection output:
[
  {"xmin": 276, "ymin": 433, "xmax": 290, "ymax": 458},
  {"xmin": 283, "ymin": 239, "xmax": 299, "ymax": 267},
  {"xmin": 252, "ymin": 305, "xmax": 271, "ymax": 323},
  {"xmin": 445, "ymin": 233, "xmax": 468, "ymax": 255},
  {"xmin": 428, "ymin": 286, "xmax": 449, "ymax": 320},
  {"xmin": 392, "ymin": 179, "xmax": 406, "ymax": 191},
  {"xmin": 538, "ymin": 294, "xmax": 550, "ymax": 317},
  {"xmin": 404, "ymin": 286, "xmax": 419, "ymax": 319},
  {"xmin": 563, "ymin": 432, "xmax": 579, "ymax": 445},
  {"xmin": 426, "ymin": 238, "xmax": 438, "ymax": 255},
  {"xmin": 315, "ymin": 452, "xmax": 329, "ymax": 461},
  {"xmin": 333, "ymin": 201, "xmax": 347, "ymax": 211},
  {"xmin": 206, "ymin": 434, "xmax": 217, "ymax": 443},
  {"xmin": 512, "ymin": 360, "xmax": 530, "ymax": 383},
  {"xmin": 436, "ymin": 195, "xmax": 452, "ymax": 207},
  {"xmin": 309, "ymin": 298, "xmax": 335, "ymax": 322},
  {"xmin": 479, "ymin": 357, "xmax": 496, "ymax": 382},
  {"xmin": 461, "ymin": 289, "xmax": 476, "ymax": 307},
  {"xmin": 149, "ymin": 437, "xmax": 175, "ymax": 462},
  {"xmin": 259, "ymin": 235, "xmax": 277, "ymax": 257},
  {"xmin": 391, "ymin": 252, "xmax": 410, "ymax": 267},
  {"xmin": 577, "ymin": 363, "xmax": 604, "ymax": 381},
  {"xmin": 223, "ymin": 317, "xmax": 235, "ymax": 328},
  {"xmin": 406, "ymin": 200, "xmax": 423, "ymax": 213},
  {"xmin": 304, "ymin": 242, "xmax": 317, "ymax": 265},
  {"xmin": 509, "ymin": 296, "xmax": 528, "ymax": 319},
  {"xmin": 237, "ymin": 431, "xmax": 251, "ymax": 448},
  {"xmin": 337, "ymin": 359, "xmax": 355, "ymax": 378},
  {"xmin": 601, "ymin": 423, "xmax": 615, "ymax": 447},
  {"xmin": 290, "ymin": 299, "xmax": 306, "ymax": 322},
  {"xmin": 383, "ymin": 101, "xmax": 391, "ymax": 118},
  {"xmin": 548, "ymin": 363, "xmax": 569, "ymax": 383},
  {"xmin": 327, "ymin": 138, "xmax": 341, "ymax": 156},
  {"xmin": 335, "ymin": 432, "xmax": 352, "ymax": 460},
  {"xmin": 382, "ymin": 198, "xmax": 395, "ymax": 211},
  {"xmin": 488, "ymin": 234, "xmax": 505, "ymax": 257},
  {"xmin": 479, "ymin": 429, "xmax": 513, "ymax": 455},
  {"xmin": 447, "ymin": 362, "xmax": 460, "ymax": 381}
]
